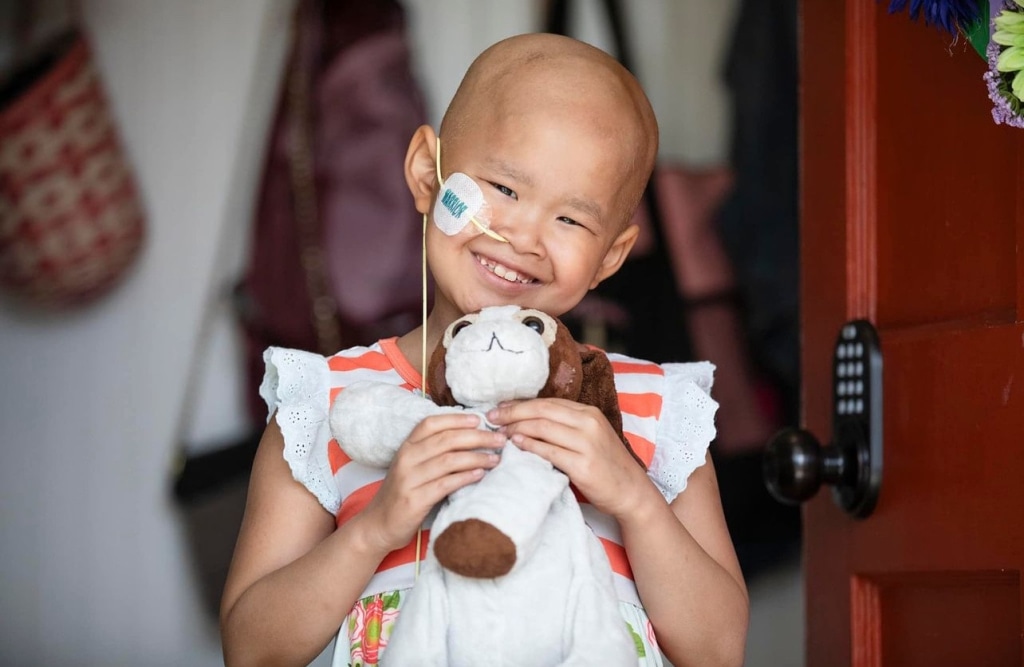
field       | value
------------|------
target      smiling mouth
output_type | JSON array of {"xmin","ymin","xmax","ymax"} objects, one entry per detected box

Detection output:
[{"xmin": 475, "ymin": 254, "xmax": 537, "ymax": 284}]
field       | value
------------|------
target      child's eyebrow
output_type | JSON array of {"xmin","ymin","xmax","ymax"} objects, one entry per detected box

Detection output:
[
  {"xmin": 565, "ymin": 195, "xmax": 603, "ymax": 221},
  {"xmin": 484, "ymin": 158, "xmax": 534, "ymax": 187}
]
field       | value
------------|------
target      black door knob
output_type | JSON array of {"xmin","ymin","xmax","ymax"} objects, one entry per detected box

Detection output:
[{"xmin": 763, "ymin": 427, "xmax": 850, "ymax": 505}]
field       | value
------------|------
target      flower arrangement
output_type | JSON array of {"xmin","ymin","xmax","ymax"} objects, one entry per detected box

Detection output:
[
  {"xmin": 885, "ymin": 0, "xmax": 1024, "ymax": 128},
  {"xmin": 985, "ymin": 0, "xmax": 1024, "ymax": 127}
]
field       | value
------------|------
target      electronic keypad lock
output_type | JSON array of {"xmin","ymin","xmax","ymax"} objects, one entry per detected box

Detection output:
[{"xmin": 762, "ymin": 320, "xmax": 883, "ymax": 518}]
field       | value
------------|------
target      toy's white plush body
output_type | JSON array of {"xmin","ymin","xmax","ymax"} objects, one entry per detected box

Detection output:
[{"xmin": 329, "ymin": 305, "xmax": 637, "ymax": 666}]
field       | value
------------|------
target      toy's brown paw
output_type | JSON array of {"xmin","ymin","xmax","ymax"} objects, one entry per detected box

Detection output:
[{"xmin": 434, "ymin": 519, "xmax": 516, "ymax": 578}]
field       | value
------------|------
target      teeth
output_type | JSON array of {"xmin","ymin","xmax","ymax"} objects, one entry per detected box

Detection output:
[{"xmin": 477, "ymin": 255, "xmax": 533, "ymax": 284}]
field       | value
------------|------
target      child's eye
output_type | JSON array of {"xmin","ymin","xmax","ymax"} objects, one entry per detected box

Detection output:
[
  {"xmin": 489, "ymin": 182, "xmax": 518, "ymax": 200},
  {"xmin": 557, "ymin": 216, "xmax": 596, "ymax": 235}
]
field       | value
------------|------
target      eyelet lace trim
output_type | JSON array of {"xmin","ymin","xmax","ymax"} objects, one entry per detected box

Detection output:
[
  {"xmin": 259, "ymin": 347, "xmax": 340, "ymax": 514},
  {"xmin": 649, "ymin": 361, "xmax": 718, "ymax": 503}
]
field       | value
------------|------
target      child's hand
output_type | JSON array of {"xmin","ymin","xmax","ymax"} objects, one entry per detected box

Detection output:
[
  {"xmin": 487, "ymin": 399, "xmax": 651, "ymax": 520},
  {"xmin": 358, "ymin": 413, "xmax": 504, "ymax": 553}
]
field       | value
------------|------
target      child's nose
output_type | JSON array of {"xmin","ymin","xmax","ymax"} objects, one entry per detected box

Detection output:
[{"xmin": 490, "ymin": 207, "xmax": 545, "ymax": 256}]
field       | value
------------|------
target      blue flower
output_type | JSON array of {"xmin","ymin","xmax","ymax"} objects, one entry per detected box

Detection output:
[{"xmin": 886, "ymin": 0, "xmax": 985, "ymax": 35}]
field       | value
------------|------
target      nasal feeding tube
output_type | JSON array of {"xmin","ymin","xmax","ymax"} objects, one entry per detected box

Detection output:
[
  {"xmin": 432, "ymin": 138, "xmax": 509, "ymax": 243},
  {"xmin": 416, "ymin": 137, "xmax": 509, "ymax": 578}
]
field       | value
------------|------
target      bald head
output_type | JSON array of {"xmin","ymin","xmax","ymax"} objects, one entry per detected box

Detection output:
[{"xmin": 440, "ymin": 34, "xmax": 659, "ymax": 220}]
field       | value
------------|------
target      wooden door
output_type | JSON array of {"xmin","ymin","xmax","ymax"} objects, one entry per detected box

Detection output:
[{"xmin": 800, "ymin": 1, "xmax": 1024, "ymax": 665}]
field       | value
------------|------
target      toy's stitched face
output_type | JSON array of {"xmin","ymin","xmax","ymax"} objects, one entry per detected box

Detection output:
[{"xmin": 442, "ymin": 305, "xmax": 557, "ymax": 409}]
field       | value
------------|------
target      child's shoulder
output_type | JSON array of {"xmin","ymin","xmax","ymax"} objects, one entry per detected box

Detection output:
[
  {"xmin": 259, "ymin": 339, "xmax": 408, "ymax": 516},
  {"xmin": 604, "ymin": 351, "xmax": 718, "ymax": 501},
  {"xmin": 262, "ymin": 338, "xmax": 409, "ymax": 380},
  {"xmin": 604, "ymin": 350, "xmax": 716, "ymax": 396},
  {"xmin": 260, "ymin": 338, "xmax": 412, "ymax": 417}
]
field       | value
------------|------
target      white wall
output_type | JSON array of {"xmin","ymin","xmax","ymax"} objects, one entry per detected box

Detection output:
[
  {"xmin": 0, "ymin": 1, "xmax": 293, "ymax": 664},
  {"xmin": 0, "ymin": 2, "xmax": 739, "ymax": 665}
]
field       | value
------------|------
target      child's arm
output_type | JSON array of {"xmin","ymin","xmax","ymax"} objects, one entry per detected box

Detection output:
[
  {"xmin": 618, "ymin": 453, "xmax": 749, "ymax": 667},
  {"xmin": 219, "ymin": 412, "xmax": 503, "ymax": 666},
  {"xmin": 489, "ymin": 399, "xmax": 749, "ymax": 667}
]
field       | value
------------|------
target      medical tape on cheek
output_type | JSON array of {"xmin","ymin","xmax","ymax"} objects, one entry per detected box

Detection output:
[
  {"xmin": 433, "ymin": 138, "xmax": 508, "ymax": 243},
  {"xmin": 434, "ymin": 172, "xmax": 485, "ymax": 235}
]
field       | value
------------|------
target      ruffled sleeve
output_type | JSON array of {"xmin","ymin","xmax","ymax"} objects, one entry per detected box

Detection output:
[
  {"xmin": 259, "ymin": 346, "xmax": 340, "ymax": 515},
  {"xmin": 648, "ymin": 361, "xmax": 719, "ymax": 503}
]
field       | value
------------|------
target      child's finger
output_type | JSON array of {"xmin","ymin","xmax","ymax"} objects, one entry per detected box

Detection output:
[
  {"xmin": 407, "ymin": 424, "xmax": 505, "ymax": 459},
  {"xmin": 391, "ymin": 427, "xmax": 503, "ymax": 490},
  {"xmin": 511, "ymin": 433, "xmax": 577, "ymax": 472},
  {"xmin": 412, "ymin": 446, "xmax": 501, "ymax": 487},
  {"xmin": 409, "ymin": 412, "xmax": 483, "ymax": 440},
  {"xmin": 504, "ymin": 418, "xmax": 583, "ymax": 454},
  {"xmin": 486, "ymin": 397, "xmax": 586, "ymax": 427},
  {"xmin": 496, "ymin": 403, "xmax": 612, "ymax": 453},
  {"xmin": 417, "ymin": 464, "xmax": 490, "ymax": 501}
]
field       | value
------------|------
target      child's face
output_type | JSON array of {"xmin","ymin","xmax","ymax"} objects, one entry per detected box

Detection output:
[{"xmin": 424, "ymin": 105, "xmax": 640, "ymax": 322}]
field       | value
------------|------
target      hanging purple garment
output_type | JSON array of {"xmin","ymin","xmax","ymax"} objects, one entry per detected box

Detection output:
[{"xmin": 242, "ymin": 0, "xmax": 427, "ymax": 420}]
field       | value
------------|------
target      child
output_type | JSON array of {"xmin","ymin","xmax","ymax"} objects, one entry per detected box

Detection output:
[{"xmin": 220, "ymin": 33, "xmax": 748, "ymax": 667}]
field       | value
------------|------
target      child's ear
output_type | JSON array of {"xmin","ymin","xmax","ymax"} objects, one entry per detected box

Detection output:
[
  {"xmin": 404, "ymin": 124, "xmax": 438, "ymax": 214},
  {"xmin": 591, "ymin": 223, "xmax": 640, "ymax": 288}
]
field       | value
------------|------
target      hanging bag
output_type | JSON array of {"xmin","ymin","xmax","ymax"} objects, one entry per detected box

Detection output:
[
  {"xmin": 0, "ymin": 14, "xmax": 145, "ymax": 308},
  {"xmin": 239, "ymin": 0, "xmax": 427, "ymax": 423}
]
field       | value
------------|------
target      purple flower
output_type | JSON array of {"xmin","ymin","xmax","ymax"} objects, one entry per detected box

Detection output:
[
  {"xmin": 985, "ymin": 37, "xmax": 1024, "ymax": 127},
  {"xmin": 984, "ymin": 1, "xmax": 1024, "ymax": 127},
  {"xmin": 886, "ymin": 0, "xmax": 984, "ymax": 35}
]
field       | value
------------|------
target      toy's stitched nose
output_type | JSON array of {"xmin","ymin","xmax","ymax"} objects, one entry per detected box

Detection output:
[
  {"xmin": 482, "ymin": 332, "xmax": 524, "ymax": 354},
  {"xmin": 434, "ymin": 519, "xmax": 516, "ymax": 578},
  {"xmin": 485, "ymin": 332, "xmax": 503, "ymax": 351}
]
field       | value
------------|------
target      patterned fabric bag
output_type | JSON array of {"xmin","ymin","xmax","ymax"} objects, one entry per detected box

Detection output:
[{"xmin": 0, "ymin": 31, "xmax": 144, "ymax": 308}]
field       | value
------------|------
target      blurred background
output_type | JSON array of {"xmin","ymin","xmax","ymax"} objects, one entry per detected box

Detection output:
[{"xmin": 0, "ymin": 0, "xmax": 800, "ymax": 664}]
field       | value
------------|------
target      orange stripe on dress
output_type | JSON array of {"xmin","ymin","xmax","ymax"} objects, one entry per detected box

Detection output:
[
  {"xmin": 625, "ymin": 432, "xmax": 655, "ymax": 467},
  {"xmin": 335, "ymin": 481, "xmax": 430, "ymax": 573},
  {"xmin": 336, "ymin": 480, "xmax": 382, "ymax": 527},
  {"xmin": 329, "ymin": 350, "xmax": 393, "ymax": 372},
  {"xmin": 618, "ymin": 392, "xmax": 662, "ymax": 419},
  {"xmin": 328, "ymin": 439, "xmax": 351, "ymax": 475},
  {"xmin": 330, "ymin": 383, "xmax": 416, "ymax": 405},
  {"xmin": 599, "ymin": 537, "xmax": 634, "ymax": 579},
  {"xmin": 377, "ymin": 531, "xmax": 431, "ymax": 572},
  {"xmin": 610, "ymin": 359, "xmax": 663, "ymax": 375}
]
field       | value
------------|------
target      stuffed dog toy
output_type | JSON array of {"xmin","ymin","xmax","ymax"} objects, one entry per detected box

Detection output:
[{"xmin": 329, "ymin": 304, "xmax": 642, "ymax": 666}]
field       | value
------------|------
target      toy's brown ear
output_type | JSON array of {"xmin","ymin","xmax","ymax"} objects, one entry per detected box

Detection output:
[
  {"xmin": 541, "ymin": 318, "xmax": 585, "ymax": 402},
  {"xmin": 426, "ymin": 341, "xmax": 458, "ymax": 407},
  {"xmin": 578, "ymin": 345, "xmax": 646, "ymax": 470}
]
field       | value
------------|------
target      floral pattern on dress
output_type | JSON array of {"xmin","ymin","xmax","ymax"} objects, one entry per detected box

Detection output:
[
  {"xmin": 346, "ymin": 591, "xmax": 401, "ymax": 667},
  {"xmin": 644, "ymin": 617, "xmax": 660, "ymax": 653}
]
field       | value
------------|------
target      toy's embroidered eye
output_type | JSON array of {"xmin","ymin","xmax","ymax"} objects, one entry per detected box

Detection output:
[
  {"xmin": 451, "ymin": 320, "xmax": 472, "ymax": 337},
  {"xmin": 522, "ymin": 316, "xmax": 545, "ymax": 335}
]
